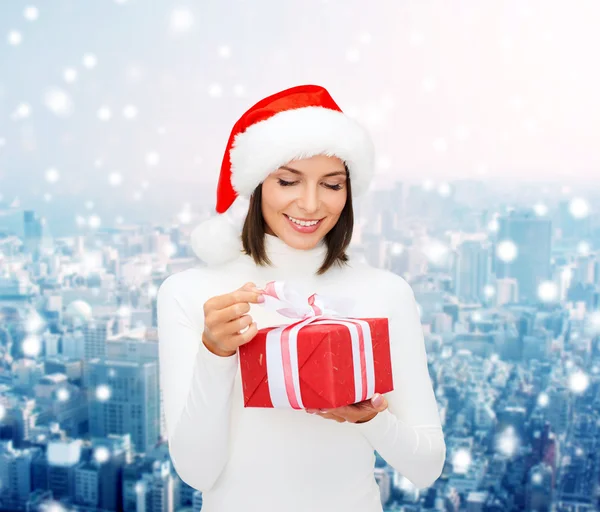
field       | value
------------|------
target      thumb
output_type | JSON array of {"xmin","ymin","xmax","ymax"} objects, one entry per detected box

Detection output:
[{"xmin": 371, "ymin": 394, "xmax": 387, "ymax": 411}]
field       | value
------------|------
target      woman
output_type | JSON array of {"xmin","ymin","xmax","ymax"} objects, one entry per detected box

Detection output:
[{"xmin": 157, "ymin": 85, "xmax": 445, "ymax": 512}]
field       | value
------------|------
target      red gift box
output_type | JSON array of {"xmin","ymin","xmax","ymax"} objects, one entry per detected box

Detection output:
[{"xmin": 239, "ymin": 317, "xmax": 394, "ymax": 409}]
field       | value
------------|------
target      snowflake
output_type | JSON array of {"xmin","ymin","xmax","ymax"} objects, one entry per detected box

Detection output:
[
  {"xmin": 123, "ymin": 105, "xmax": 138, "ymax": 119},
  {"xmin": 169, "ymin": 8, "xmax": 194, "ymax": 34},
  {"xmin": 94, "ymin": 446, "xmax": 111, "ymax": 463},
  {"xmin": 7, "ymin": 30, "xmax": 23, "ymax": 46},
  {"xmin": 146, "ymin": 152, "xmax": 160, "ymax": 166},
  {"xmin": 24, "ymin": 6, "xmax": 40, "ymax": 21},
  {"xmin": 569, "ymin": 198, "xmax": 590, "ymax": 219},
  {"xmin": 22, "ymin": 336, "xmax": 42, "ymax": 357},
  {"xmin": 88, "ymin": 215, "xmax": 101, "ymax": 229},
  {"xmin": 97, "ymin": 106, "xmax": 112, "ymax": 121},
  {"xmin": 96, "ymin": 385, "xmax": 111, "ymax": 401},
  {"xmin": 83, "ymin": 53, "xmax": 98, "ymax": 69},
  {"xmin": 64, "ymin": 68, "xmax": 77, "ymax": 83},
  {"xmin": 537, "ymin": 281, "xmax": 558, "ymax": 302},
  {"xmin": 45, "ymin": 168, "xmax": 60, "ymax": 183},
  {"xmin": 108, "ymin": 172, "xmax": 123, "ymax": 186},
  {"xmin": 496, "ymin": 240, "xmax": 518, "ymax": 262}
]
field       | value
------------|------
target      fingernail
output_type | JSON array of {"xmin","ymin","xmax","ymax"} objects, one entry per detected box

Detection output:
[
  {"xmin": 372, "ymin": 394, "xmax": 383, "ymax": 407},
  {"xmin": 257, "ymin": 295, "xmax": 265, "ymax": 303}
]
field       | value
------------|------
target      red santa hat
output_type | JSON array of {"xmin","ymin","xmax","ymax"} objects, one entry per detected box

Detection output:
[{"xmin": 191, "ymin": 84, "xmax": 375, "ymax": 265}]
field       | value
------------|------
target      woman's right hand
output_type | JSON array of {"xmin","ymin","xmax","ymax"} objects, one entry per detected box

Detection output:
[{"xmin": 202, "ymin": 282, "xmax": 264, "ymax": 357}]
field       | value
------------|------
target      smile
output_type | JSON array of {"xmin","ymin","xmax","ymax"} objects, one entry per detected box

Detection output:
[{"xmin": 284, "ymin": 214, "xmax": 323, "ymax": 233}]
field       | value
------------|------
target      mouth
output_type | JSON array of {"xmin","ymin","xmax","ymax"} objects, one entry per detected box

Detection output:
[{"xmin": 284, "ymin": 214, "xmax": 324, "ymax": 234}]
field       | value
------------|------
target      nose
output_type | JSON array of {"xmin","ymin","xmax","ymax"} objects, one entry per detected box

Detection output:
[{"xmin": 296, "ymin": 185, "xmax": 320, "ymax": 213}]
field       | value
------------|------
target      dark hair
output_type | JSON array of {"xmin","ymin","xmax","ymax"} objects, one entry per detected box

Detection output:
[{"xmin": 241, "ymin": 165, "xmax": 354, "ymax": 275}]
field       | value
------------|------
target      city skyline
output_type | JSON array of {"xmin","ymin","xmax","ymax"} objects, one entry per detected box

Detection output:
[
  {"xmin": 1, "ymin": 181, "xmax": 599, "ymax": 511},
  {"xmin": 2, "ymin": 1, "xmax": 600, "ymax": 510}
]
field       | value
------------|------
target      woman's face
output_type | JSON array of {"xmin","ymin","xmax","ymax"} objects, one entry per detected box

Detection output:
[{"xmin": 260, "ymin": 154, "xmax": 348, "ymax": 250}]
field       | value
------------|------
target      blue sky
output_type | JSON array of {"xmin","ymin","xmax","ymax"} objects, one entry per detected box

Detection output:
[{"xmin": 1, "ymin": 0, "xmax": 600, "ymax": 235}]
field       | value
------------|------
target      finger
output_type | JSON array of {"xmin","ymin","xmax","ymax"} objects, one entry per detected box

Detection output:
[
  {"xmin": 339, "ymin": 395, "xmax": 387, "ymax": 414},
  {"xmin": 217, "ymin": 314, "xmax": 254, "ymax": 337},
  {"xmin": 229, "ymin": 321, "xmax": 258, "ymax": 346},
  {"xmin": 370, "ymin": 393, "xmax": 388, "ymax": 412},
  {"xmin": 208, "ymin": 289, "xmax": 264, "ymax": 311},
  {"xmin": 241, "ymin": 281, "xmax": 265, "ymax": 294},
  {"xmin": 213, "ymin": 301, "xmax": 252, "ymax": 324},
  {"xmin": 317, "ymin": 412, "xmax": 346, "ymax": 423},
  {"xmin": 319, "ymin": 407, "xmax": 358, "ymax": 423},
  {"xmin": 322, "ymin": 401, "xmax": 385, "ymax": 423}
]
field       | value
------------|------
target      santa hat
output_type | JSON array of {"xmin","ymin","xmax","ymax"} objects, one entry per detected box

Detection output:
[{"xmin": 191, "ymin": 84, "xmax": 375, "ymax": 265}]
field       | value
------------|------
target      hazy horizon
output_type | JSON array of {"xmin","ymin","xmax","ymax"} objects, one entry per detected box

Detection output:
[{"xmin": 1, "ymin": 0, "xmax": 600, "ymax": 230}]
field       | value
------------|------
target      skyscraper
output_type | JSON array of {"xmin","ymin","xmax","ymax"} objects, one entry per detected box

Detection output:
[
  {"xmin": 495, "ymin": 209, "xmax": 552, "ymax": 303},
  {"xmin": 87, "ymin": 359, "xmax": 160, "ymax": 454},
  {"xmin": 455, "ymin": 240, "xmax": 492, "ymax": 302},
  {"xmin": 23, "ymin": 210, "xmax": 43, "ymax": 261}
]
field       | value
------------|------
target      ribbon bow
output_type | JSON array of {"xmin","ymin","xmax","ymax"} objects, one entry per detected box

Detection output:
[{"xmin": 259, "ymin": 280, "xmax": 354, "ymax": 320}]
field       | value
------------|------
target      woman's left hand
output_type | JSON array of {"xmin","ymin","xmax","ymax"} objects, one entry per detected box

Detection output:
[{"xmin": 305, "ymin": 393, "xmax": 388, "ymax": 424}]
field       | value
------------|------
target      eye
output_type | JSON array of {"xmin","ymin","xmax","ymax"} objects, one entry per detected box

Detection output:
[
  {"xmin": 324, "ymin": 183, "xmax": 344, "ymax": 191},
  {"xmin": 277, "ymin": 178, "xmax": 297, "ymax": 187}
]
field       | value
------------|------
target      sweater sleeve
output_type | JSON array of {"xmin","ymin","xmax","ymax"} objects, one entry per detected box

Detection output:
[
  {"xmin": 351, "ymin": 276, "xmax": 446, "ymax": 489},
  {"xmin": 157, "ymin": 272, "xmax": 239, "ymax": 492}
]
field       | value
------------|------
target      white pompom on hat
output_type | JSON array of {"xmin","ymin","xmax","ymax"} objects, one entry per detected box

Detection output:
[{"xmin": 190, "ymin": 84, "xmax": 375, "ymax": 265}]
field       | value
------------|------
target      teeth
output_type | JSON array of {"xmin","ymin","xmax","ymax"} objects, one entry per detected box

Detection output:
[{"xmin": 287, "ymin": 215, "xmax": 320, "ymax": 227}]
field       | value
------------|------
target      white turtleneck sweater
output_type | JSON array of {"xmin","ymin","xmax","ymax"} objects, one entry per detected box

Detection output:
[{"xmin": 157, "ymin": 234, "xmax": 445, "ymax": 512}]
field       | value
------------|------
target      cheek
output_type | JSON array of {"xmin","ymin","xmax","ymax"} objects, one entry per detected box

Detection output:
[
  {"xmin": 325, "ymin": 193, "xmax": 347, "ymax": 216},
  {"xmin": 261, "ymin": 183, "xmax": 293, "ymax": 214}
]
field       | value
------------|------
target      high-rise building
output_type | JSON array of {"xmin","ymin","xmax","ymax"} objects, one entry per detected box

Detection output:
[
  {"xmin": 88, "ymin": 358, "xmax": 160, "ymax": 453},
  {"xmin": 46, "ymin": 439, "xmax": 82, "ymax": 499},
  {"xmin": 495, "ymin": 209, "xmax": 552, "ymax": 303},
  {"xmin": 455, "ymin": 240, "xmax": 492, "ymax": 303},
  {"xmin": 83, "ymin": 318, "xmax": 113, "ymax": 360},
  {"xmin": 77, "ymin": 442, "xmax": 127, "ymax": 511},
  {"xmin": 495, "ymin": 278, "xmax": 519, "ymax": 306},
  {"xmin": 23, "ymin": 210, "xmax": 43, "ymax": 261},
  {"xmin": 525, "ymin": 462, "xmax": 553, "ymax": 512},
  {"xmin": 573, "ymin": 255, "xmax": 597, "ymax": 285},
  {"xmin": 133, "ymin": 460, "xmax": 178, "ymax": 512},
  {"xmin": 0, "ymin": 440, "xmax": 34, "ymax": 510},
  {"xmin": 105, "ymin": 327, "xmax": 166, "ymax": 440},
  {"xmin": 74, "ymin": 461, "xmax": 99, "ymax": 507},
  {"xmin": 122, "ymin": 455, "xmax": 155, "ymax": 510}
]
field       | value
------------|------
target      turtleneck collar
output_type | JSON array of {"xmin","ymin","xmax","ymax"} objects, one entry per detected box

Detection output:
[{"xmin": 259, "ymin": 233, "xmax": 328, "ymax": 277}]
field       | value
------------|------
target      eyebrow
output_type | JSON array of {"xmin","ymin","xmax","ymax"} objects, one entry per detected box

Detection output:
[{"xmin": 279, "ymin": 165, "xmax": 347, "ymax": 178}]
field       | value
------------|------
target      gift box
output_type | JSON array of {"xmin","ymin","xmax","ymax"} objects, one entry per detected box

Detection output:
[{"xmin": 238, "ymin": 281, "xmax": 394, "ymax": 409}]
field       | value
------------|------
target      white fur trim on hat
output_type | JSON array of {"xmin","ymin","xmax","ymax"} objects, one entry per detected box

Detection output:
[
  {"xmin": 190, "ymin": 213, "xmax": 242, "ymax": 265},
  {"xmin": 229, "ymin": 106, "xmax": 374, "ymax": 197}
]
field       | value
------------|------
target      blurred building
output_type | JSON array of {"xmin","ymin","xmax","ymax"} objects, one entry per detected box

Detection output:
[
  {"xmin": 495, "ymin": 209, "xmax": 552, "ymax": 304},
  {"xmin": 455, "ymin": 240, "xmax": 492, "ymax": 303}
]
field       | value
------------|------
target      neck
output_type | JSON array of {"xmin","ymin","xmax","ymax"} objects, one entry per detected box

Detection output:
[{"xmin": 261, "ymin": 233, "xmax": 328, "ymax": 276}]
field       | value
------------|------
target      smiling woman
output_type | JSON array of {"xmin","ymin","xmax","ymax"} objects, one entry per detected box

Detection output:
[
  {"xmin": 242, "ymin": 155, "xmax": 354, "ymax": 275},
  {"xmin": 158, "ymin": 84, "xmax": 446, "ymax": 512}
]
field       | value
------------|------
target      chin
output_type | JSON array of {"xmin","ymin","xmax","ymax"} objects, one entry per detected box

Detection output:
[{"xmin": 278, "ymin": 222, "xmax": 327, "ymax": 250}]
